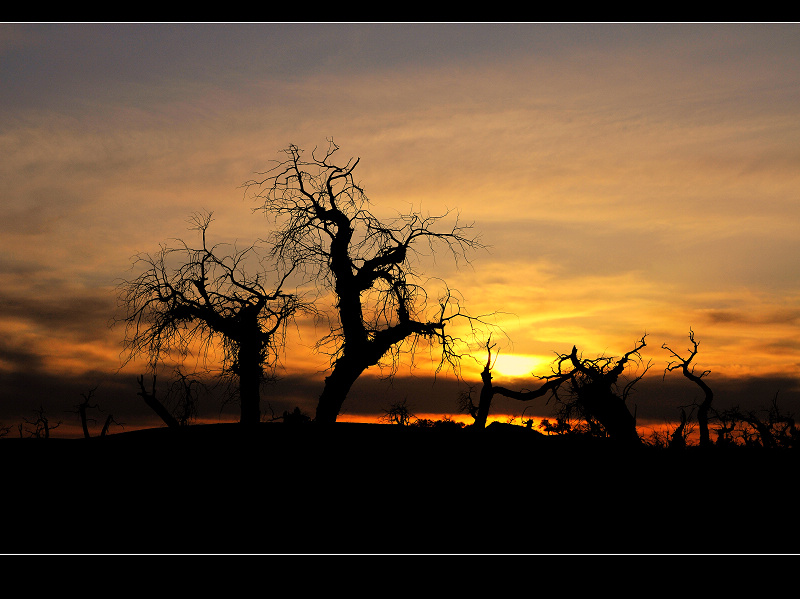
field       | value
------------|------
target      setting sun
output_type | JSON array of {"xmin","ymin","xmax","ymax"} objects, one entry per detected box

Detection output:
[{"xmin": 487, "ymin": 353, "xmax": 552, "ymax": 380}]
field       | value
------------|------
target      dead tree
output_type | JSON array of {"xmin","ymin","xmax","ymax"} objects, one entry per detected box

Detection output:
[
  {"xmin": 245, "ymin": 140, "xmax": 493, "ymax": 423},
  {"xmin": 21, "ymin": 405, "xmax": 60, "ymax": 439},
  {"xmin": 75, "ymin": 387, "xmax": 99, "ymax": 439},
  {"xmin": 550, "ymin": 335, "xmax": 651, "ymax": 444},
  {"xmin": 719, "ymin": 393, "xmax": 797, "ymax": 449},
  {"xmin": 116, "ymin": 212, "xmax": 311, "ymax": 426},
  {"xmin": 137, "ymin": 374, "xmax": 180, "ymax": 429},
  {"xmin": 669, "ymin": 408, "xmax": 689, "ymax": 450},
  {"xmin": 463, "ymin": 337, "xmax": 576, "ymax": 429},
  {"xmin": 69, "ymin": 387, "xmax": 121, "ymax": 438},
  {"xmin": 381, "ymin": 398, "xmax": 416, "ymax": 426},
  {"xmin": 663, "ymin": 328, "xmax": 714, "ymax": 448}
]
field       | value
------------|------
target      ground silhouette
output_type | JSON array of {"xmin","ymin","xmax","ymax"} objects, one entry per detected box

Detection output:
[{"xmin": 3, "ymin": 421, "xmax": 797, "ymax": 554}]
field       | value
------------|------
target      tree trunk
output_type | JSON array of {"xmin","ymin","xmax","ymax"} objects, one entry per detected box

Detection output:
[
  {"xmin": 238, "ymin": 343, "xmax": 262, "ymax": 426},
  {"xmin": 315, "ymin": 355, "xmax": 366, "ymax": 424},
  {"xmin": 79, "ymin": 404, "xmax": 91, "ymax": 439},
  {"xmin": 137, "ymin": 375, "xmax": 180, "ymax": 429},
  {"xmin": 695, "ymin": 377, "xmax": 714, "ymax": 449},
  {"xmin": 579, "ymin": 387, "xmax": 640, "ymax": 444},
  {"xmin": 473, "ymin": 366, "xmax": 494, "ymax": 429}
]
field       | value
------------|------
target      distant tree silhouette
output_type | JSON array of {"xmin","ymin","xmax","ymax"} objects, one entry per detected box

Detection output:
[
  {"xmin": 460, "ymin": 337, "xmax": 577, "ymax": 429},
  {"xmin": 663, "ymin": 328, "xmax": 714, "ymax": 448},
  {"xmin": 20, "ymin": 405, "xmax": 60, "ymax": 438},
  {"xmin": 714, "ymin": 393, "xmax": 797, "ymax": 449},
  {"xmin": 116, "ymin": 212, "xmax": 311, "ymax": 426},
  {"xmin": 244, "ymin": 140, "xmax": 491, "ymax": 423},
  {"xmin": 136, "ymin": 374, "xmax": 180, "ymax": 429},
  {"xmin": 412, "ymin": 416, "xmax": 464, "ymax": 429},
  {"xmin": 381, "ymin": 398, "xmax": 415, "ymax": 426},
  {"xmin": 70, "ymin": 387, "xmax": 120, "ymax": 438},
  {"xmin": 165, "ymin": 368, "xmax": 203, "ymax": 427},
  {"xmin": 282, "ymin": 406, "xmax": 312, "ymax": 425},
  {"xmin": 74, "ymin": 386, "xmax": 99, "ymax": 439},
  {"xmin": 668, "ymin": 408, "xmax": 692, "ymax": 450},
  {"xmin": 549, "ymin": 335, "xmax": 651, "ymax": 444},
  {"xmin": 538, "ymin": 417, "xmax": 573, "ymax": 435}
]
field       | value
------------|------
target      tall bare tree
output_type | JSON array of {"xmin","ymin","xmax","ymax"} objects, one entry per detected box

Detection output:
[
  {"xmin": 116, "ymin": 212, "xmax": 309, "ymax": 426},
  {"xmin": 244, "ymin": 140, "xmax": 490, "ymax": 423},
  {"xmin": 663, "ymin": 328, "xmax": 714, "ymax": 448}
]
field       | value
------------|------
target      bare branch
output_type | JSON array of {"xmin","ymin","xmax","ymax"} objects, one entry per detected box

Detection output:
[
  {"xmin": 114, "ymin": 213, "xmax": 314, "ymax": 425},
  {"xmin": 243, "ymin": 141, "xmax": 498, "ymax": 422}
]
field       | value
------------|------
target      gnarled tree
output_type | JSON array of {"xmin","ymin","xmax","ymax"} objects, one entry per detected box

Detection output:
[
  {"xmin": 550, "ymin": 335, "xmax": 651, "ymax": 444},
  {"xmin": 116, "ymin": 212, "xmax": 309, "ymax": 426},
  {"xmin": 461, "ymin": 337, "xmax": 578, "ymax": 429},
  {"xmin": 244, "ymin": 140, "xmax": 489, "ymax": 423},
  {"xmin": 663, "ymin": 328, "xmax": 714, "ymax": 448}
]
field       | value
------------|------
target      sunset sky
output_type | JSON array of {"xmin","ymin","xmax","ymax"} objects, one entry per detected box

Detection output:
[{"xmin": 2, "ymin": 23, "xmax": 800, "ymax": 437}]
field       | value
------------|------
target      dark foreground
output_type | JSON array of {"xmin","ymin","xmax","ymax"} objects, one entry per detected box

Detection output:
[{"xmin": 3, "ymin": 422, "xmax": 798, "ymax": 554}]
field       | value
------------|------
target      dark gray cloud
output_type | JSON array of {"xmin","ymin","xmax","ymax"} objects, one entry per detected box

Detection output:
[
  {"xmin": 3, "ymin": 364, "xmax": 799, "ymax": 439},
  {"xmin": 0, "ymin": 287, "xmax": 116, "ymax": 343},
  {"xmin": 5, "ymin": 23, "xmax": 797, "ymax": 113}
]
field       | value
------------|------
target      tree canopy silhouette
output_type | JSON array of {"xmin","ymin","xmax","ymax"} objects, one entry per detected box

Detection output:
[
  {"xmin": 115, "ymin": 212, "xmax": 310, "ymax": 426},
  {"xmin": 244, "ymin": 140, "xmax": 490, "ymax": 423}
]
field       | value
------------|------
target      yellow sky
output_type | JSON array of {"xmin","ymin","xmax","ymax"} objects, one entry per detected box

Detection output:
[{"xmin": 2, "ymin": 23, "xmax": 800, "ymax": 431}]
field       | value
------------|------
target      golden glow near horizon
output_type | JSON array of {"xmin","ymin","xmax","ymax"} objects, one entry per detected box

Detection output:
[{"xmin": 2, "ymin": 23, "xmax": 800, "ymax": 429}]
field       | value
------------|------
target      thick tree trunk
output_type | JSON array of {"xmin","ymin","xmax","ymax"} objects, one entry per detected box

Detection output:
[
  {"xmin": 315, "ymin": 356, "xmax": 366, "ymax": 424},
  {"xmin": 137, "ymin": 375, "xmax": 180, "ymax": 429},
  {"xmin": 693, "ymin": 376, "xmax": 714, "ymax": 448},
  {"xmin": 579, "ymin": 387, "xmax": 640, "ymax": 444},
  {"xmin": 238, "ymin": 343, "xmax": 262, "ymax": 426},
  {"xmin": 473, "ymin": 366, "xmax": 494, "ymax": 429}
]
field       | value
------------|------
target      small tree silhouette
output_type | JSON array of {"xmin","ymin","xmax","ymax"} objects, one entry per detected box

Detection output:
[
  {"xmin": 663, "ymin": 328, "xmax": 714, "ymax": 448},
  {"xmin": 245, "ymin": 140, "xmax": 494, "ymax": 423},
  {"xmin": 20, "ymin": 405, "xmax": 60, "ymax": 438},
  {"xmin": 713, "ymin": 393, "xmax": 797, "ymax": 449},
  {"xmin": 116, "ymin": 212, "xmax": 312, "ymax": 426},
  {"xmin": 70, "ymin": 387, "xmax": 121, "ymax": 438},
  {"xmin": 282, "ymin": 406, "xmax": 312, "ymax": 425},
  {"xmin": 381, "ymin": 398, "xmax": 415, "ymax": 426}
]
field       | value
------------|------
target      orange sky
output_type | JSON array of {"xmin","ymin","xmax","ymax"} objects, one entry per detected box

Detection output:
[{"xmin": 2, "ymin": 23, "xmax": 800, "ymax": 436}]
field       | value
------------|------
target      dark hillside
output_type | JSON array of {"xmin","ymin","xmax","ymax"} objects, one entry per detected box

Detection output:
[{"xmin": 3, "ymin": 422, "xmax": 797, "ymax": 554}]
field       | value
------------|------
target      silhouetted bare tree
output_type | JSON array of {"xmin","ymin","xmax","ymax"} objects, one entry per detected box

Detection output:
[
  {"xmin": 74, "ymin": 387, "xmax": 99, "ymax": 439},
  {"xmin": 381, "ymin": 398, "xmax": 416, "ymax": 426},
  {"xmin": 713, "ymin": 393, "xmax": 797, "ymax": 449},
  {"xmin": 166, "ymin": 368, "xmax": 203, "ymax": 427},
  {"xmin": 549, "ymin": 335, "xmax": 651, "ymax": 444},
  {"xmin": 663, "ymin": 328, "xmax": 714, "ymax": 448},
  {"xmin": 69, "ymin": 387, "xmax": 119, "ymax": 438},
  {"xmin": 20, "ymin": 405, "xmax": 60, "ymax": 438},
  {"xmin": 136, "ymin": 374, "xmax": 180, "ymax": 429},
  {"xmin": 245, "ymin": 140, "xmax": 491, "ymax": 423},
  {"xmin": 116, "ymin": 212, "xmax": 311, "ymax": 426},
  {"xmin": 460, "ymin": 337, "xmax": 577, "ymax": 429}
]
